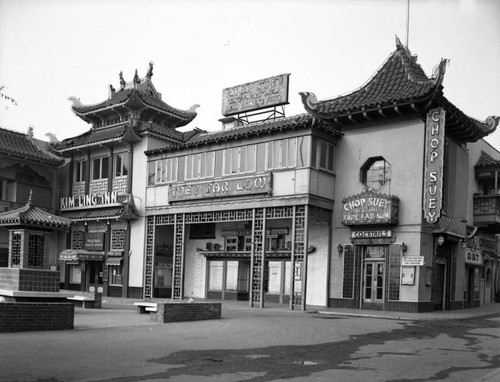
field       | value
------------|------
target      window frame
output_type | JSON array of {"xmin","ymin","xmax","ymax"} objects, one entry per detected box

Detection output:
[
  {"xmin": 74, "ymin": 160, "xmax": 87, "ymax": 183},
  {"xmin": 360, "ymin": 156, "xmax": 391, "ymax": 190},
  {"xmin": 114, "ymin": 153, "xmax": 129, "ymax": 178},
  {"xmin": 92, "ymin": 156, "xmax": 109, "ymax": 181}
]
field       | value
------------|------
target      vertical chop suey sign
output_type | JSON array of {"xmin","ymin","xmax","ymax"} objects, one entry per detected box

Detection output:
[{"xmin": 423, "ymin": 108, "xmax": 445, "ymax": 223}]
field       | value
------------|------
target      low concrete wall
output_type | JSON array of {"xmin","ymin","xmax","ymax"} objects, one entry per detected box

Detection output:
[
  {"xmin": 0, "ymin": 303, "xmax": 74, "ymax": 332},
  {"xmin": 152, "ymin": 301, "xmax": 221, "ymax": 323},
  {"xmin": 0, "ymin": 268, "xmax": 60, "ymax": 292}
]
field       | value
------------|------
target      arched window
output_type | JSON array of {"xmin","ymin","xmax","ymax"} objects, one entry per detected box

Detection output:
[{"xmin": 361, "ymin": 157, "xmax": 391, "ymax": 190}]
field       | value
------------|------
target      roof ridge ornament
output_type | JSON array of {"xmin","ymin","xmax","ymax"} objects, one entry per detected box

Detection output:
[
  {"xmin": 485, "ymin": 116, "xmax": 499, "ymax": 132},
  {"xmin": 119, "ymin": 71, "xmax": 126, "ymax": 89},
  {"xmin": 146, "ymin": 61, "xmax": 154, "ymax": 79}
]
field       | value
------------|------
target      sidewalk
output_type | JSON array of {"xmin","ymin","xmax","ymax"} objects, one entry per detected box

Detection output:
[{"xmin": 100, "ymin": 295, "xmax": 500, "ymax": 321}]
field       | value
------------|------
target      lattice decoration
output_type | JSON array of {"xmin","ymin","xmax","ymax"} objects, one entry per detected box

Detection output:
[
  {"xmin": 155, "ymin": 215, "xmax": 176, "ymax": 225},
  {"xmin": 172, "ymin": 213, "xmax": 185, "ymax": 299},
  {"xmin": 291, "ymin": 205, "xmax": 307, "ymax": 310},
  {"xmin": 144, "ymin": 216, "xmax": 155, "ymax": 298},
  {"xmin": 250, "ymin": 208, "xmax": 265, "ymax": 307}
]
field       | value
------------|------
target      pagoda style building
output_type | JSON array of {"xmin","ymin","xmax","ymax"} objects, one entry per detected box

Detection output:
[
  {"xmin": 54, "ymin": 62, "xmax": 200, "ymax": 298},
  {"xmin": 300, "ymin": 37, "xmax": 499, "ymax": 311}
]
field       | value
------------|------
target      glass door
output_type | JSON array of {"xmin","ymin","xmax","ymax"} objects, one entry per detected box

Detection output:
[{"xmin": 362, "ymin": 246, "xmax": 386, "ymax": 309}]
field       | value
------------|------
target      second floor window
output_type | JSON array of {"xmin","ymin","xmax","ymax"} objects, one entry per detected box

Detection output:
[
  {"xmin": 186, "ymin": 152, "xmax": 215, "ymax": 180},
  {"xmin": 92, "ymin": 157, "xmax": 109, "ymax": 180},
  {"xmin": 115, "ymin": 153, "xmax": 129, "ymax": 178},
  {"xmin": 223, "ymin": 145, "xmax": 256, "ymax": 175},
  {"xmin": 74, "ymin": 160, "xmax": 87, "ymax": 183}
]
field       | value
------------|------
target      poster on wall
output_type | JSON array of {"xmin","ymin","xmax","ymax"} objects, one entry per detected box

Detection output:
[{"xmin": 402, "ymin": 266, "xmax": 416, "ymax": 285}]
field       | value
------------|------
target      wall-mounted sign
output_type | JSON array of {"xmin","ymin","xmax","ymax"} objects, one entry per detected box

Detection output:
[
  {"xmin": 465, "ymin": 250, "xmax": 483, "ymax": 266},
  {"xmin": 402, "ymin": 255, "xmax": 424, "ymax": 266},
  {"xmin": 85, "ymin": 232, "xmax": 104, "ymax": 251},
  {"xmin": 169, "ymin": 173, "xmax": 272, "ymax": 202},
  {"xmin": 221, "ymin": 74, "xmax": 290, "ymax": 116},
  {"xmin": 342, "ymin": 189, "xmax": 399, "ymax": 226},
  {"xmin": 423, "ymin": 107, "xmax": 446, "ymax": 223},
  {"xmin": 60, "ymin": 191, "xmax": 119, "ymax": 210},
  {"xmin": 351, "ymin": 230, "xmax": 392, "ymax": 239}
]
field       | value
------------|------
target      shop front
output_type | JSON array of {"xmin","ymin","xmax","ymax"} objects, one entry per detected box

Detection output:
[{"xmin": 58, "ymin": 191, "xmax": 138, "ymax": 296}]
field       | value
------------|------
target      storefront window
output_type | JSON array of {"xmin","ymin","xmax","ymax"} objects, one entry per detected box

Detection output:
[
  {"xmin": 110, "ymin": 265, "xmax": 123, "ymax": 285},
  {"xmin": 226, "ymin": 261, "xmax": 239, "ymax": 291},
  {"xmin": 268, "ymin": 261, "xmax": 282, "ymax": 294},
  {"xmin": 208, "ymin": 261, "xmax": 223, "ymax": 291},
  {"xmin": 69, "ymin": 265, "xmax": 81, "ymax": 283}
]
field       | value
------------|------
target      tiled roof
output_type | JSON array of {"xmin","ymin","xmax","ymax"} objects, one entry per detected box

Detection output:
[
  {"xmin": 70, "ymin": 72, "xmax": 197, "ymax": 127},
  {"xmin": 59, "ymin": 205, "xmax": 138, "ymax": 221},
  {"xmin": 475, "ymin": 151, "xmax": 500, "ymax": 169},
  {"xmin": 0, "ymin": 127, "xmax": 65, "ymax": 165},
  {"xmin": 300, "ymin": 38, "xmax": 438, "ymax": 117},
  {"xmin": 146, "ymin": 113, "xmax": 339, "ymax": 155},
  {"xmin": 300, "ymin": 37, "xmax": 497, "ymax": 142},
  {"xmin": 0, "ymin": 200, "xmax": 72, "ymax": 229},
  {"xmin": 55, "ymin": 121, "xmax": 188, "ymax": 152}
]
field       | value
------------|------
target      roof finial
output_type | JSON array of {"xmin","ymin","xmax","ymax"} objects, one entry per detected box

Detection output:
[
  {"xmin": 27, "ymin": 189, "xmax": 33, "ymax": 206},
  {"xmin": 119, "ymin": 71, "xmax": 126, "ymax": 89},
  {"xmin": 146, "ymin": 61, "xmax": 154, "ymax": 79},
  {"xmin": 133, "ymin": 69, "xmax": 140, "ymax": 84}
]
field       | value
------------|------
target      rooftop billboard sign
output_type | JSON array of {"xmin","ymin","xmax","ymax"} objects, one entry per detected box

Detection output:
[{"xmin": 221, "ymin": 74, "xmax": 290, "ymax": 116}]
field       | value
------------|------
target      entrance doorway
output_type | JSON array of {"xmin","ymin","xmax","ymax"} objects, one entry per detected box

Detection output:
[
  {"xmin": 432, "ymin": 262, "xmax": 445, "ymax": 310},
  {"xmin": 362, "ymin": 246, "xmax": 386, "ymax": 310},
  {"xmin": 88, "ymin": 261, "xmax": 103, "ymax": 291}
]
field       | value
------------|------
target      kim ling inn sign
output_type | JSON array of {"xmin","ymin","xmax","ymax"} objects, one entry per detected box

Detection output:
[{"xmin": 342, "ymin": 189, "xmax": 399, "ymax": 226}]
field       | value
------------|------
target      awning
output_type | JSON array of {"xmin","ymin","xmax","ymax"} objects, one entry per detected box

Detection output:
[
  {"xmin": 59, "ymin": 205, "xmax": 139, "ymax": 222},
  {"xmin": 59, "ymin": 249, "xmax": 105, "ymax": 261},
  {"xmin": 433, "ymin": 216, "xmax": 466, "ymax": 239},
  {"xmin": 105, "ymin": 257, "xmax": 123, "ymax": 266}
]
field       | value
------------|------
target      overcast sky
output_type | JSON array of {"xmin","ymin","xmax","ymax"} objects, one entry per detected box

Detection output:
[{"xmin": 0, "ymin": 0, "xmax": 499, "ymax": 148}]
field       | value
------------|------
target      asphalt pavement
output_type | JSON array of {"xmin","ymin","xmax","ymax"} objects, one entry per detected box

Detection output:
[{"xmin": 1, "ymin": 298, "xmax": 499, "ymax": 382}]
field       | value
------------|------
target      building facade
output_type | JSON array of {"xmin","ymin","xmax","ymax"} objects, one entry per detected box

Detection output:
[
  {"xmin": 19, "ymin": 38, "xmax": 497, "ymax": 312},
  {"xmin": 54, "ymin": 63, "xmax": 198, "ymax": 298},
  {"xmin": 300, "ymin": 38, "xmax": 499, "ymax": 311}
]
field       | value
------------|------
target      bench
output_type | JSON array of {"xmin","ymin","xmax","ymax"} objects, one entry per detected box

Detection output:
[
  {"xmin": 133, "ymin": 301, "xmax": 157, "ymax": 314},
  {"xmin": 67, "ymin": 295, "xmax": 96, "ymax": 309}
]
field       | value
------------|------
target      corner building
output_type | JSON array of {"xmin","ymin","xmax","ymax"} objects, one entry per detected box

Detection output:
[{"xmin": 301, "ymin": 38, "xmax": 499, "ymax": 311}]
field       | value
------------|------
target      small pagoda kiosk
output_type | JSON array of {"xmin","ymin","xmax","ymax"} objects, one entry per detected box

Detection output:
[{"xmin": 0, "ymin": 192, "xmax": 72, "ymax": 301}]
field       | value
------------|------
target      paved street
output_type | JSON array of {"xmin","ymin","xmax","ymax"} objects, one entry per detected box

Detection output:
[{"xmin": 1, "ymin": 301, "xmax": 500, "ymax": 382}]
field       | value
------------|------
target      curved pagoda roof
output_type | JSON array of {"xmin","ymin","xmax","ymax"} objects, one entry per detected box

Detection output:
[
  {"xmin": 0, "ymin": 193, "xmax": 71, "ymax": 230},
  {"xmin": 0, "ymin": 126, "xmax": 64, "ymax": 166},
  {"xmin": 68, "ymin": 62, "xmax": 198, "ymax": 129},
  {"xmin": 300, "ymin": 37, "xmax": 498, "ymax": 143}
]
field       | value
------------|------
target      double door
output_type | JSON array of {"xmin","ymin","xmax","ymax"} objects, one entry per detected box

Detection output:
[{"xmin": 362, "ymin": 246, "xmax": 386, "ymax": 309}]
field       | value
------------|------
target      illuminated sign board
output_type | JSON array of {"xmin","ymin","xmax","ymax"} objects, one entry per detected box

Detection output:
[
  {"xmin": 342, "ymin": 189, "xmax": 399, "ymax": 226},
  {"xmin": 60, "ymin": 191, "xmax": 119, "ymax": 210},
  {"xmin": 221, "ymin": 74, "xmax": 290, "ymax": 116},
  {"xmin": 169, "ymin": 174, "xmax": 272, "ymax": 202},
  {"xmin": 423, "ymin": 108, "xmax": 445, "ymax": 223}
]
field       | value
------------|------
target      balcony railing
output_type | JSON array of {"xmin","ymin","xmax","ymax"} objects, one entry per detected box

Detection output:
[{"xmin": 473, "ymin": 193, "xmax": 500, "ymax": 226}]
